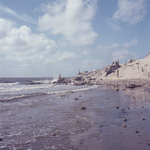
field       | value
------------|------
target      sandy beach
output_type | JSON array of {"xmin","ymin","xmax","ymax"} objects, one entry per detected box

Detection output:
[
  {"xmin": 1, "ymin": 83, "xmax": 150, "ymax": 150},
  {"xmin": 1, "ymin": 55, "xmax": 150, "ymax": 150}
]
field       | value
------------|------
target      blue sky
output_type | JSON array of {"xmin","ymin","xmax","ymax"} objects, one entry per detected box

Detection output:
[{"xmin": 0, "ymin": 0, "xmax": 149, "ymax": 77}]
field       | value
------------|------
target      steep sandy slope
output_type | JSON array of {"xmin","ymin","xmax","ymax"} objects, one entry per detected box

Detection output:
[{"xmin": 105, "ymin": 54, "xmax": 150, "ymax": 80}]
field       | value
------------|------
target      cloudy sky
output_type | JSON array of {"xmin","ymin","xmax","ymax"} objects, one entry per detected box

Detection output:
[{"xmin": 0, "ymin": 0, "xmax": 149, "ymax": 77}]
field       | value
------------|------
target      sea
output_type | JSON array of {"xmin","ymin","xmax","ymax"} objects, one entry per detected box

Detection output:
[
  {"xmin": 0, "ymin": 77, "xmax": 99, "ymax": 150},
  {"xmin": 0, "ymin": 77, "xmax": 98, "ymax": 102},
  {"xmin": 1, "ymin": 78, "xmax": 148, "ymax": 150}
]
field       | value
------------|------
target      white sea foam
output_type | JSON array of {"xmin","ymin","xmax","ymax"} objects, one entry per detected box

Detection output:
[
  {"xmin": 51, "ymin": 78, "xmax": 58, "ymax": 83},
  {"xmin": 0, "ymin": 85, "xmax": 99, "ymax": 101},
  {"xmin": 47, "ymin": 85, "xmax": 99, "ymax": 95},
  {"xmin": 0, "ymin": 83, "xmax": 70, "ymax": 93},
  {"xmin": 32, "ymin": 80, "xmax": 52, "ymax": 84},
  {"xmin": 0, "ymin": 92, "xmax": 47, "ymax": 101},
  {"xmin": 0, "ymin": 85, "xmax": 52, "ymax": 93},
  {"xmin": 0, "ymin": 82, "xmax": 19, "ymax": 86}
]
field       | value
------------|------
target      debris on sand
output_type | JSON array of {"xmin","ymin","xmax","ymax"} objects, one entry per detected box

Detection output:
[
  {"xmin": 81, "ymin": 107, "xmax": 86, "ymax": 110},
  {"xmin": 122, "ymin": 125, "xmax": 126, "ymax": 128},
  {"xmin": 124, "ymin": 119, "xmax": 127, "ymax": 122}
]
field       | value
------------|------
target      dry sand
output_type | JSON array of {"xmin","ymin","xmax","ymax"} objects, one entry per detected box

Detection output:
[{"xmin": 105, "ymin": 54, "xmax": 150, "ymax": 80}]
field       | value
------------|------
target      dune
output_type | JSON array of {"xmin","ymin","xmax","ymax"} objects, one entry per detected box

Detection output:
[{"xmin": 105, "ymin": 54, "xmax": 150, "ymax": 80}]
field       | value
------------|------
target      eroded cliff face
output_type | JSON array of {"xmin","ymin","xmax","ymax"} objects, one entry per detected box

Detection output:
[
  {"xmin": 71, "ymin": 61, "xmax": 120, "ymax": 85},
  {"xmin": 52, "ymin": 54, "xmax": 150, "ymax": 86},
  {"xmin": 71, "ymin": 54, "xmax": 150, "ymax": 85}
]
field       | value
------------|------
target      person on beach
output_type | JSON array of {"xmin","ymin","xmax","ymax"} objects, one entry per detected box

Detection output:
[
  {"xmin": 78, "ymin": 70, "xmax": 80, "ymax": 75},
  {"xmin": 59, "ymin": 74, "xmax": 61, "ymax": 80},
  {"xmin": 117, "ymin": 69, "xmax": 119, "ymax": 78}
]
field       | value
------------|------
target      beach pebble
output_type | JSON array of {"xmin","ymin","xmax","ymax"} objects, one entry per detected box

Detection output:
[
  {"xmin": 0, "ymin": 138, "xmax": 2, "ymax": 141},
  {"xmin": 143, "ymin": 118, "xmax": 145, "ymax": 121},
  {"xmin": 100, "ymin": 125, "xmax": 103, "ymax": 127},
  {"xmin": 81, "ymin": 107, "xmax": 86, "ymax": 110},
  {"xmin": 135, "ymin": 131, "xmax": 139, "ymax": 133},
  {"xmin": 116, "ymin": 106, "xmax": 119, "ymax": 109},
  {"xmin": 116, "ymin": 88, "xmax": 119, "ymax": 91},
  {"xmin": 74, "ymin": 98, "xmax": 78, "ymax": 100},
  {"xmin": 124, "ymin": 119, "xmax": 127, "ymax": 122},
  {"xmin": 122, "ymin": 125, "xmax": 126, "ymax": 128},
  {"xmin": 51, "ymin": 133, "xmax": 56, "ymax": 136}
]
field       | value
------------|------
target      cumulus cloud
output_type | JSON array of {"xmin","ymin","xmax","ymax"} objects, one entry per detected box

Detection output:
[
  {"xmin": 112, "ymin": 0, "xmax": 147, "ymax": 25},
  {"xmin": 81, "ymin": 59, "xmax": 104, "ymax": 70},
  {"xmin": 97, "ymin": 43, "xmax": 119, "ymax": 53},
  {"xmin": 80, "ymin": 49, "xmax": 93, "ymax": 55},
  {"xmin": 38, "ymin": 0, "xmax": 98, "ymax": 46},
  {"xmin": 0, "ymin": 19, "xmax": 57, "ymax": 55},
  {"xmin": 106, "ymin": 19, "xmax": 122, "ymax": 30},
  {"xmin": 97, "ymin": 39, "xmax": 138, "ymax": 55},
  {"xmin": 0, "ymin": 4, "xmax": 37, "ymax": 24},
  {"xmin": 123, "ymin": 39, "xmax": 138, "ymax": 48},
  {"xmin": 111, "ymin": 50, "xmax": 139, "ymax": 61},
  {"xmin": 0, "ymin": 18, "xmax": 79, "ymax": 72},
  {"xmin": 58, "ymin": 38, "xmax": 66, "ymax": 46},
  {"xmin": 52, "ymin": 51, "xmax": 80, "ymax": 61}
]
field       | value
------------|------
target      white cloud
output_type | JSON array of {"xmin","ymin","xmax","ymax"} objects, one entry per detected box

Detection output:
[
  {"xmin": 38, "ymin": 0, "xmax": 98, "ymax": 46},
  {"xmin": 106, "ymin": 19, "xmax": 122, "ymax": 30},
  {"xmin": 58, "ymin": 38, "xmax": 66, "ymax": 46},
  {"xmin": 0, "ymin": 19, "xmax": 58, "ymax": 56},
  {"xmin": 0, "ymin": 4, "xmax": 37, "ymax": 24},
  {"xmin": 97, "ymin": 43, "xmax": 119, "ymax": 53},
  {"xmin": 112, "ymin": 0, "xmax": 147, "ymax": 25},
  {"xmin": 81, "ymin": 59, "xmax": 104, "ymax": 70},
  {"xmin": 97, "ymin": 39, "xmax": 138, "ymax": 54},
  {"xmin": 0, "ymin": 19, "xmax": 79, "ymax": 66},
  {"xmin": 123, "ymin": 39, "xmax": 138, "ymax": 48},
  {"xmin": 52, "ymin": 51, "xmax": 80, "ymax": 61},
  {"xmin": 80, "ymin": 49, "xmax": 92, "ymax": 55},
  {"xmin": 111, "ymin": 50, "xmax": 139, "ymax": 61}
]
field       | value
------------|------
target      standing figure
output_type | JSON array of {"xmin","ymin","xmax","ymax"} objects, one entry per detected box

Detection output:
[
  {"xmin": 78, "ymin": 70, "xmax": 80, "ymax": 75},
  {"xmin": 117, "ymin": 69, "xmax": 119, "ymax": 78},
  {"xmin": 59, "ymin": 74, "xmax": 61, "ymax": 80}
]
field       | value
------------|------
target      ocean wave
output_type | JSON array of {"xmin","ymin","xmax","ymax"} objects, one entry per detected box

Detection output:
[
  {"xmin": 0, "ymin": 82, "xmax": 19, "ymax": 86},
  {"xmin": 22, "ymin": 78, "xmax": 58, "ymax": 85},
  {"xmin": 0, "ymin": 85, "xmax": 99, "ymax": 101},
  {"xmin": 0, "ymin": 92, "xmax": 48, "ymax": 101},
  {"xmin": 47, "ymin": 85, "xmax": 99, "ymax": 94},
  {"xmin": 29, "ymin": 80, "xmax": 52, "ymax": 84},
  {"xmin": 0, "ymin": 83, "xmax": 69, "ymax": 93},
  {"xmin": 0, "ymin": 84, "xmax": 53, "ymax": 93}
]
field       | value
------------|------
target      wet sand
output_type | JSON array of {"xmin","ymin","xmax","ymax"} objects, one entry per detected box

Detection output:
[{"xmin": 0, "ymin": 86, "xmax": 150, "ymax": 150}]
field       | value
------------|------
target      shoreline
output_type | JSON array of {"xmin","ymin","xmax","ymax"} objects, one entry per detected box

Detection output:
[
  {"xmin": 70, "ymin": 85, "xmax": 150, "ymax": 150},
  {"xmin": 1, "ymin": 82, "xmax": 150, "ymax": 149}
]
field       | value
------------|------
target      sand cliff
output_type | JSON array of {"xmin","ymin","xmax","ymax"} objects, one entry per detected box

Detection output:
[{"xmin": 70, "ymin": 54, "xmax": 150, "ymax": 87}]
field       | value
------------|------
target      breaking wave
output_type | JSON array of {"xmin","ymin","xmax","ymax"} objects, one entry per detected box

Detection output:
[{"xmin": 0, "ymin": 85, "xmax": 99, "ymax": 101}]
